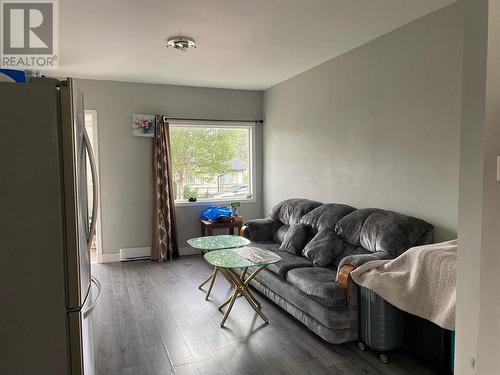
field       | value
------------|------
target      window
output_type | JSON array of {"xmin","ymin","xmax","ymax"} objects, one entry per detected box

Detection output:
[{"xmin": 170, "ymin": 122, "xmax": 254, "ymax": 203}]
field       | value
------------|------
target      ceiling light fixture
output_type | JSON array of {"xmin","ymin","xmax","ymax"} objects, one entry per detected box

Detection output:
[{"xmin": 166, "ymin": 36, "xmax": 196, "ymax": 52}]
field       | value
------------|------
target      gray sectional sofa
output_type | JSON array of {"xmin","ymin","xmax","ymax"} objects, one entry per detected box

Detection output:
[{"xmin": 241, "ymin": 198, "xmax": 433, "ymax": 344}]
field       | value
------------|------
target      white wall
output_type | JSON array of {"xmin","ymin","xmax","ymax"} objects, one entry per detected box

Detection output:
[
  {"xmin": 455, "ymin": 0, "xmax": 487, "ymax": 372},
  {"xmin": 263, "ymin": 3, "xmax": 463, "ymax": 242},
  {"xmin": 476, "ymin": 1, "xmax": 500, "ymax": 371},
  {"xmin": 77, "ymin": 79, "xmax": 263, "ymax": 257},
  {"xmin": 457, "ymin": 0, "xmax": 500, "ymax": 373}
]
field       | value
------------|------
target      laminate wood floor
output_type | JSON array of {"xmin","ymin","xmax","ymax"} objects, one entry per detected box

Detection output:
[{"xmin": 92, "ymin": 255, "xmax": 434, "ymax": 375}]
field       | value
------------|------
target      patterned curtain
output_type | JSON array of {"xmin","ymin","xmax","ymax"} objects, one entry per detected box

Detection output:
[{"xmin": 152, "ymin": 115, "xmax": 179, "ymax": 261}]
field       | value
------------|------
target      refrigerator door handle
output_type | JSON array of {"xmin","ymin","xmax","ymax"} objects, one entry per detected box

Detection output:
[
  {"xmin": 83, "ymin": 276, "xmax": 102, "ymax": 319},
  {"xmin": 83, "ymin": 129, "xmax": 98, "ymax": 249}
]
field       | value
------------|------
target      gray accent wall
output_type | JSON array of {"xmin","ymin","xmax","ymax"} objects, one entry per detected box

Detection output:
[
  {"xmin": 263, "ymin": 3, "xmax": 463, "ymax": 242},
  {"xmin": 77, "ymin": 79, "xmax": 263, "ymax": 256}
]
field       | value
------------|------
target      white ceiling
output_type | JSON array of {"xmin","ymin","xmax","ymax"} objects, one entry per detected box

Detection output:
[{"xmin": 53, "ymin": 0, "xmax": 457, "ymax": 90}]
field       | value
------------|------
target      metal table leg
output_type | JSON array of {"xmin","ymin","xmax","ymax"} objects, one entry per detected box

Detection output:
[
  {"xmin": 205, "ymin": 267, "xmax": 218, "ymax": 300},
  {"xmin": 198, "ymin": 267, "xmax": 215, "ymax": 289},
  {"xmin": 199, "ymin": 266, "xmax": 219, "ymax": 301},
  {"xmin": 218, "ymin": 265, "xmax": 269, "ymax": 327},
  {"xmin": 218, "ymin": 268, "xmax": 261, "ymax": 310}
]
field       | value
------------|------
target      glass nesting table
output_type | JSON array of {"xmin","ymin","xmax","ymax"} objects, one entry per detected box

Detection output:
[
  {"xmin": 187, "ymin": 235, "xmax": 250, "ymax": 300},
  {"xmin": 204, "ymin": 247, "xmax": 281, "ymax": 327}
]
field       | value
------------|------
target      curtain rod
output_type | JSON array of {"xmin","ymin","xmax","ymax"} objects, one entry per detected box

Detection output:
[{"xmin": 163, "ymin": 116, "xmax": 263, "ymax": 124}]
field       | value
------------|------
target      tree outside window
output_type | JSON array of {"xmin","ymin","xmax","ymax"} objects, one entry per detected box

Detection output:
[{"xmin": 170, "ymin": 125, "xmax": 251, "ymax": 201}]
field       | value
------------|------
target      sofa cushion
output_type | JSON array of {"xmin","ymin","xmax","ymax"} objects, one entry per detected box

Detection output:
[
  {"xmin": 332, "ymin": 245, "xmax": 371, "ymax": 268},
  {"xmin": 267, "ymin": 252, "xmax": 313, "ymax": 279},
  {"xmin": 269, "ymin": 198, "xmax": 322, "ymax": 225},
  {"xmin": 335, "ymin": 209, "xmax": 384, "ymax": 247},
  {"xmin": 279, "ymin": 223, "xmax": 308, "ymax": 255},
  {"xmin": 302, "ymin": 231, "xmax": 346, "ymax": 267},
  {"xmin": 335, "ymin": 208, "xmax": 433, "ymax": 256},
  {"xmin": 300, "ymin": 203, "xmax": 356, "ymax": 233},
  {"xmin": 286, "ymin": 267, "xmax": 346, "ymax": 308},
  {"xmin": 359, "ymin": 212, "xmax": 433, "ymax": 255},
  {"xmin": 250, "ymin": 241, "xmax": 312, "ymax": 279},
  {"xmin": 251, "ymin": 268, "xmax": 357, "ymax": 331},
  {"xmin": 273, "ymin": 224, "xmax": 289, "ymax": 243},
  {"xmin": 245, "ymin": 217, "xmax": 282, "ymax": 241}
]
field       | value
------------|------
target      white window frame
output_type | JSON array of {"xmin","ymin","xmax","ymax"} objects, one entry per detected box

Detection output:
[{"xmin": 169, "ymin": 120, "xmax": 256, "ymax": 207}]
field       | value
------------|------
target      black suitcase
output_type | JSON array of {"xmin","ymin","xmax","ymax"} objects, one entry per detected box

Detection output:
[
  {"xmin": 358, "ymin": 286, "xmax": 405, "ymax": 363},
  {"xmin": 405, "ymin": 314, "xmax": 454, "ymax": 374}
]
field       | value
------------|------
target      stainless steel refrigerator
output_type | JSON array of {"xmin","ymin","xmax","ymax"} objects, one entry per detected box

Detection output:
[{"xmin": 0, "ymin": 78, "xmax": 101, "ymax": 375}]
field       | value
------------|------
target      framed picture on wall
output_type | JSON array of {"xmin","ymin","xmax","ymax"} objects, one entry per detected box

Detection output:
[{"xmin": 132, "ymin": 114, "xmax": 156, "ymax": 137}]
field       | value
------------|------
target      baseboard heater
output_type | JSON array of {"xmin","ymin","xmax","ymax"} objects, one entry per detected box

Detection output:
[{"xmin": 119, "ymin": 246, "xmax": 151, "ymax": 261}]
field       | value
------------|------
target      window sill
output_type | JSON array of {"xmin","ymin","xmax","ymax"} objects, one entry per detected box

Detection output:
[{"xmin": 174, "ymin": 197, "xmax": 256, "ymax": 208}]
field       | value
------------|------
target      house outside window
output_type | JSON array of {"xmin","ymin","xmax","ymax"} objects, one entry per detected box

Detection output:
[{"xmin": 169, "ymin": 121, "xmax": 255, "ymax": 203}]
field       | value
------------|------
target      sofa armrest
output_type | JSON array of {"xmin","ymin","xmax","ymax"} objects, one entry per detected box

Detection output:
[
  {"xmin": 335, "ymin": 252, "xmax": 391, "ymax": 304},
  {"xmin": 337, "ymin": 265, "xmax": 355, "ymax": 290},
  {"xmin": 240, "ymin": 225, "xmax": 249, "ymax": 238},
  {"xmin": 337, "ymin": 265, "xmax": 355, "ymax": 305},
  {"xmin": 243, "ymin": 217, "xmax": 281, "ymax": 241},
  {"xmin": 337, "ymin": 251, "xmax": 391, "ymax": 273}
]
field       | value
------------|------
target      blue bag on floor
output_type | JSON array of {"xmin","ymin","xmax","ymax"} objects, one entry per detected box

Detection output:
[{"xmin": 201, "ymin": 206, "xmax": 233, "ymax": 222}]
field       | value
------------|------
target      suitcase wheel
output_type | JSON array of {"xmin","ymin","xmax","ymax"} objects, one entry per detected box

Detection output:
[
  {"xmin": 357, "ymin": 342, "xmax": 366, "ymax": 351},
  {"xmin": 379, "ymin": 353, "xmax": 389, "ymax": 364}
]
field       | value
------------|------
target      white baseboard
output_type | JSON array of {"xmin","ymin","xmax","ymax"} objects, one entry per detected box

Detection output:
[
  {"xmin": 99, "ymin": 253, "xmax": 120, "ymax": 263},
  {"xmin": 179, "ymin": 246, "xmax": 201, "ymax": 256},
  {"xmin": 99, "ymin": 248, "xmax": 199, "ymax": 263},
  {"xmin": 120, "ymin": 246, "xmax": 151, "ymax": 261}
]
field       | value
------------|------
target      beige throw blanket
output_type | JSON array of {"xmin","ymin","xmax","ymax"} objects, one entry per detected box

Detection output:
[{"xmin": 351, "ymin": 240, "xmax": 457, "ymax": 330}]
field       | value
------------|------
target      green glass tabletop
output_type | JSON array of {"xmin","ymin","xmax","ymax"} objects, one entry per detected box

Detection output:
[
  {"xmin": 204, "ymin": 246, "xmax": 281, "ymax": 269},
  {"xmin": 187, "ymin": 235, "xmax": 250, "ymax": 252}
]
